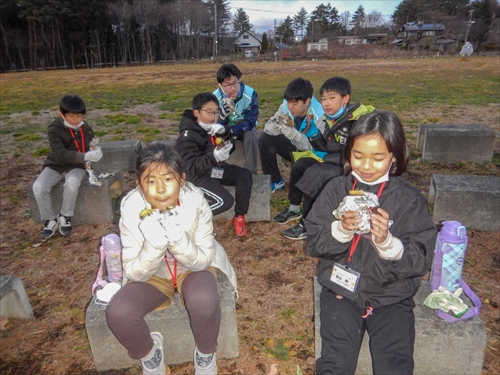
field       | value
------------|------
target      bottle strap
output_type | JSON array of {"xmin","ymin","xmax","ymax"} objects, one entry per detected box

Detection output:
[
  {"xmin": 436, "ymin": 279, "xmax": 482, "ymax": 322},
  {"xmin": 91, "ymin": 245, "xmax": 108, "ymax": 295}
]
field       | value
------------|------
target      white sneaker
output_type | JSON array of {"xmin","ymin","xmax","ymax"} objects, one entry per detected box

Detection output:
[
  {"xmin": 141, "ymin": 332, "xmax": 166, "ymax": 375},
  {"xmin": 194, "ymin": 346, "xmax": 217, "ymax": 375}
]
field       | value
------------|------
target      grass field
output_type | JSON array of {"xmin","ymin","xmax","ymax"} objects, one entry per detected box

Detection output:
[{"xmin": 0, "ymin": 56, "xmax": 499, "ymax": 375}]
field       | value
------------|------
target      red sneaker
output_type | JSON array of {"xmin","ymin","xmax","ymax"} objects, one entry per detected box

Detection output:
[{"xmin": 233, "ymin": 215, "xmax": 247, "ymax": 237}]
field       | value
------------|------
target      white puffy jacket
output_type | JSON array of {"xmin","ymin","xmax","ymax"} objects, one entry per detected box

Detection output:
[{"xmin": 119, "ymin": 181, "xmax": 237, "ymax": 292}]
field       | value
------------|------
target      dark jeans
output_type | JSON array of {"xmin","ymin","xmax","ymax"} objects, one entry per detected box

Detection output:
[
  {"xmin": 258, "ymin": 132, "xmax": 296, "ymax": 183},
  {"xmin": 288, "ymin": 157, "xmax": 319, "ymax": 206},
  {"xmin": 317, "ymin": 287, "xmax": 415, "ymax": 375},
  {"xmin": 106, "ymin": 271, "xmax": 221, "ymax": 359},
  {"xmin": 192, "ymin": 163, "xmax": 252, "ymax": 217}
]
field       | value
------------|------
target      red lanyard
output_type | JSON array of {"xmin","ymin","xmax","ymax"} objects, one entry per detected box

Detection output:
[
  {"xmin": 346, "ymin": 180, "xmax": 386, "ymax": 266},
  {"xmin": 68, "ymin": 128, "xmax": 85, "ymax": 153},
  {"xmin": 165, "ymin": 258, "xmax": 178, "ymax": 293}
]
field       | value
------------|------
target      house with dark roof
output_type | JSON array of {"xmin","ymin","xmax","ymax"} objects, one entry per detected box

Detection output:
[
  {"xmin": 392, "ymin": 22, "xmax": 448, "ymax": 49},
  {"xmin": 234, "ymin": 30, "xmax": 261, "ymax": 56}
]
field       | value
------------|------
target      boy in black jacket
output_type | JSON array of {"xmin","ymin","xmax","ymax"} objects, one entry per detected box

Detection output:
[
  {"xmin": 175, "ymin": 92, "xmax": 252, "ymax": 237},
  {"xmin": 32, "ymin": 94, "xmax": 102, "ymax": 239}
]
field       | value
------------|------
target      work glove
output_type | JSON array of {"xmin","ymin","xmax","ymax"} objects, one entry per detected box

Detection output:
[
  {"xmin": 139, "ymin": 212, "xmax": 169, "ymax": 250},
  {"xmin": 199, "ymin": 122, "xmax": 225, "ymax": 136},
  {"xmin": 219, "ymin": 101, "xmax": 233, "ymax": 120},
  {"xmin": 158, "ymin": 208, "xmax": 185, "ymax": 244},
  {"xmin": 84, "ymin": 148, "xmax": 103, "ymax": 162},
  {"xmin": 280, "ymin": 124, "xmax": 299, "ymax": 140},
  {"xmin": 213, "ymin": 141, "xmax": 232, "ymax": 162}
]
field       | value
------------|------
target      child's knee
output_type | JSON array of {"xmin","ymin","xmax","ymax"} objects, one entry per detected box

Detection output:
[{"xmin": 64, "ymin": 176, "xmax": 83, "ymax": 191}]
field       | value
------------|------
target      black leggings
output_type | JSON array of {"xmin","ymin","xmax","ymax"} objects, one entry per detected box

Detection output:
[{"xmin": 106, "ymin": 271, "xmax": 221, "ymax": 359}]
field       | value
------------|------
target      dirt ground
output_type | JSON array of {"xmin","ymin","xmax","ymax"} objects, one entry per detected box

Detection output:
[{"xmin": 0, "ymin": 97, "xmax": 499, "ymax": 375}]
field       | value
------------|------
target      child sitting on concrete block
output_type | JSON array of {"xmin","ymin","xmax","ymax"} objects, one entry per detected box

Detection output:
[{"xmin": 32, "ymin": 94, "xmax": 102, "ymax": 239}]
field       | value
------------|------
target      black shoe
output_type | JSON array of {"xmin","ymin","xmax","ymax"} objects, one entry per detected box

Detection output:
[
  {"xmin": 58, "ymin": 214, "xmax": 73, "ymax": 236},
  {"xmin": 41, "ymin": 219, "xmax": 59, "ymax": 239},
  {"xmin": 274, "ymin": 208, "xmax": 302, "ymax": 224},
  {"xmin": 283, "ymin": 222, "xmax": 306, "ymax": 240}
]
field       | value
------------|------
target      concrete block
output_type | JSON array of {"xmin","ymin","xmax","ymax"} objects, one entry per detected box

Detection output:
[
  {"xmin": 85, "ymin": 271, "xmax": 239, "ymax": 371},
  {"xmin": 92, "ymin": 140, "xmax": 142, "ymax": 173},
  {"xmin": 0, "ymin": 275, "xmax": 33, "ymax": 318},
  {"xmin": 215, "ymin": 174, "xmax": 271, "ymax": 222},
  {"xmin": 28, "ymin": 170, "xmax": 125, "ymax": 225},
  {"xmin": 417, "ymin": 124, "xmax": 496, "ymax": 163},
  {"xmin": 314, "ymin": 278, "xmax": 486, "ymax": 375},
  {"xmin": 428, "ymin": 174, "xmax": 500, "ymax": 231},
  {"xmin": 227, "ymin": 130, "xmax": 282, "ymax": 171}
]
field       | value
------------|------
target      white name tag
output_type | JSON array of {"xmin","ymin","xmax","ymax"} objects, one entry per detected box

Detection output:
[
  {"xmin": 330, "ymin": 263, "xmax": 360, "ymax": 293},
  {"xmin": 211, "ymin": 167, "xmax": 224, "ymax": 179}
]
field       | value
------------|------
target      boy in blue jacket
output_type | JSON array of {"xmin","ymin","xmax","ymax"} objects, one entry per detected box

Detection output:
[{"xmin": 213, "ymin": 63, "xmax": 259, "ymax": 174}]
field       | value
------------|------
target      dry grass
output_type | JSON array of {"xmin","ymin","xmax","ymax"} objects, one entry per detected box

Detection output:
[{"xmin": 1, "ymin": 58, "xmax": 499, "ymax": 375}]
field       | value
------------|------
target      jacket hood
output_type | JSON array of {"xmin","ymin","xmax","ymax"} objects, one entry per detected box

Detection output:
[{"xmin": 179, "ymin": 109, "xmax": 204, "ymax": 134}]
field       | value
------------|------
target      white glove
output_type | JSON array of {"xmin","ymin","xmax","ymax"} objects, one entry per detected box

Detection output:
[
  {"xmin": 213, "ymin": 142, "xmax": 232, "ymax": 162},
  {"xmin": 84, "ymin": 148, "xmax": 103, "ymax": 162},
  {"xmin": 208, "ymin": 124, "xmax": 225, "ymax": 136},
  {"xmin": 280, "ymin": 124, "xmax": 299, "ymax": 140},
  {"xmin": 158, "ymin": 209, "xmax": 185, "ymax": 244},
  {"xmin": 220, "ymin": 101, "xmax": 232, "ymax": 120},
  {"xmin": 139, "ymin": 213, "xmax": 169, "ymax": 249}
]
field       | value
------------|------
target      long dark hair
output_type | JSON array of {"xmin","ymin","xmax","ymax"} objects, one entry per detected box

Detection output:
[
  {"xmin": 136, "ymin": 141, "xmax": 185, "ymax": 185},
  {"xmin": 343, "ymin": 110, "xmax": 408, "ymax": 177}
]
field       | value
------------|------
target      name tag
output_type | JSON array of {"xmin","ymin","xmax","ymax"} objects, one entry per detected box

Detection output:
[
  {"xmin": 211, "ymin": 167, "xmax": 224, "ymax": 179},
  {"xmin": 330, "ymin": 263, "xmax": 360, "ymax": 293}
]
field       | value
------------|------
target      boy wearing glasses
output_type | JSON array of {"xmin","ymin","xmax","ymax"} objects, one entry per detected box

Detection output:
[
  {"xmin": 176, "ymin": 92, "xmax": 253, "ymax": 237},
  {"xmin": 213, "ymin": 63, "xmax": 259, "ymax": 174},
  {"xmin": 32, "ymin": 94, "xmax": 103, "ymax": 239}
]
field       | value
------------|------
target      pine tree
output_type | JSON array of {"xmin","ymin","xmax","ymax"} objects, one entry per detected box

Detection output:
[{"xmin": 232, "ymin": 7, "xmax": 252, "ymax": 34}]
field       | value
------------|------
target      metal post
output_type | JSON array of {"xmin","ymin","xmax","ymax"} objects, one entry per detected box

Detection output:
[{"xmin": 465, "ymin": 10, "xmax": 474, "ymax": 42}]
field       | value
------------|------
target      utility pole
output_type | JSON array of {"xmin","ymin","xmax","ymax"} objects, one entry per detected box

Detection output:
[
  {"xmin": 465, "ymin": 9, "xmax": 475, "ymax": 42},
  {"xmin": 214, "ymin": 3, "xmax": 218, "ymax": 57}
]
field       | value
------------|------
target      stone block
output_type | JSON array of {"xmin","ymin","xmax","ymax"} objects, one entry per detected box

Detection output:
[
  {"xmin": 85, "ymin": 271, "xmax": 239, "ymax": 371},
  {"xmin": 28, "ymin": 170, "xmax": 125, "ymax": 225},
  {"xmin": 0, "ymin": 275, "xmax": 33, "ymax": 318},
  {"xmin": 214, "ymin": 174, "xmax": 271, "ymax": 222},
  {"xmin": 93, "ymin": 140, "xmax": 142, "ymax": 173},
  {"xmin": 428, "ymin": 174, "xmax": 500, "ymax": 231},
  {"xmin": 417, "ymin": 124, "xmax": 496, "ymax": 163},
  {"xmin": 314, "ymin": 278, "xmax": 486, "ymax": 375}
]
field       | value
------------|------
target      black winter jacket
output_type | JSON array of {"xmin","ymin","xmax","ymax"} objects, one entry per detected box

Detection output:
[
  {"xmin": 309, "ymin": 103, "xmax": 360, "ymax": 166},
  {"xmin": 306, "ymin": 175, "xmax": 436, "ymax": 309},
  {"xmin": 43, "ymin": 117, "xmax": 95, "ymax": 174},
  {"xmin": 175, "ymin": 110, "xmax": 233, "ymax": 181}
]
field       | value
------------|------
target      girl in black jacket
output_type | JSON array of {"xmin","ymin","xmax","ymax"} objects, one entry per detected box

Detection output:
[{"xmin": 306, "ymin": 110, "xmax": 436, "ymax": 375}]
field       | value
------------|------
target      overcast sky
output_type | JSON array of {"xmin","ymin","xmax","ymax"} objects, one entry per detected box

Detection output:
[{"xmin": 228, "ymin": 0, "xmax": 401, "ymax": 32}]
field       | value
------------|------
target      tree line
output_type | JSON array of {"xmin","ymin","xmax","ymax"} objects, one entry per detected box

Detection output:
[{"xmin": 1, "ymin": 0, "xmax": 498, "ymax": 72}]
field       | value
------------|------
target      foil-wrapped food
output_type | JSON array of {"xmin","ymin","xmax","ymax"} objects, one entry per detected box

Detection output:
[
  {"xmin": 333, "ymin": 190, "xmax": 379, "ymax": 234},
  {"xmin": 273, "ymin": 114, "xmax": 294, "ymax": 128},
  {"xmin": 222, "ymin": 98, "xmax": 235, "ymax": 113}
]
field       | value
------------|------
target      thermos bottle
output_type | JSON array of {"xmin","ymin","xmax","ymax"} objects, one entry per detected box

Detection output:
[
  {"xmin": 102, "ymin": 234, "xmax": 123, "ymax": 283},
  {"xmin": 430, "ymin": 221, "xmax": 468, "ymax": 292}
]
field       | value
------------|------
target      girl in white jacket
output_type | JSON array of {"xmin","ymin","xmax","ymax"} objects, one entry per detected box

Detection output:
[{"xmin": 106, "ymin": 141, "xmax": 237, "ymax": 375}]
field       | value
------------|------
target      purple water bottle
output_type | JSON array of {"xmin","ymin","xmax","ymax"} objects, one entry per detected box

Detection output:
[
  {"xmin": 430, "ymin": 221, "xmax": 468, "ymax": 292},
  {"xmin": 102, "ymin": 234, "xmax": 123, "ymax": 283}
]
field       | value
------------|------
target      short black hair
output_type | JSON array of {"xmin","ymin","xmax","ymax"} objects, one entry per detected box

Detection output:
[
  {"xmin": 192, "ymin": 92, "xmax": 219, "ymax": 110},
  {"xmin": 284, "ymin": 78, "xmax": 313, "ymax": 102},
  {"xmin": 320, "ymin": 77, "xmax": 351, "ymax": 97},
  {"xmin": 343, "ymin": 110, "xmax": 408, "ymax": 177},
  {"xmin": 136, "ymin": 141, "xmax": 185, "ymax": 185},
  {"xmin": 59, "ymin": 94, "xmax": 86, "ymax": 115},
  {"xmin": 216, "ymin": 64, "xmax": 242, "ymax": 83}
]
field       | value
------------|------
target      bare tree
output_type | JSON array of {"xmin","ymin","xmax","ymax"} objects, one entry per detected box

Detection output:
[{"xmin": 108, "ymin": 0, "xmax": 134, "ymax": 65}]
